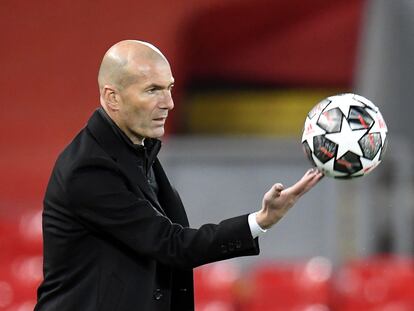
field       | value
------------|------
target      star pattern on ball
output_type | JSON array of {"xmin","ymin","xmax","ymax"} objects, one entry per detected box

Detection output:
[
  {"xmin": 302, "ymin": 116, "xmax": 326, "ymax": 152},
  {"xmin": 325, "ymin": 117, "xmax": 367, "ymax": 158},
  {"xmin": 366, "ymin": 108, "xmax": 388, "ymax": 144},
  {"xmin": 312, "ymin": 156, "xmax": 348, "ymax": 178},
  {"xmin": 353, "ymin": 94, "xmax": 379, "ymax": 112},
  {"xmin": 326, "ymin": 95, "xmax": 365, "ymax": 117}
]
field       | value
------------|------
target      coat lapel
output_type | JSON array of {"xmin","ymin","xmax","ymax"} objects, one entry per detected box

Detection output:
[
  {"xmin": 86, "ymin": 110, "xmax": 166, "ymax": 216},
  {"xmin": 153, "ymin": 159, "xmax": 189, "ymax": 227}
]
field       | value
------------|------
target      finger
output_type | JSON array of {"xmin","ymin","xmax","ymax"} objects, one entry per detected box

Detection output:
[
  {"xmin": 305, "ymin": 167, "xmax": 318, "ymax": 176},
  {"xmin": 317, "ymin": 171, "xmax": 324, "ymax": 180},
  {"xmin": 290, "ymin": 170, "xmax": 322, "ymax": 196},
  {"xmin": 307, "ymin": 172, "xmax": 324, "ymax": 188},
  {"xmin": 306, "ymin": 171, "xmax": 323, "ymax": 188}
]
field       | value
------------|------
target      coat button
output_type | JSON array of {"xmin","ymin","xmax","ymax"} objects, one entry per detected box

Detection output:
[
  {"xmin": 235, "ymin": 240, "xmax": 242, "ymax": 249},
  {"xmin": 220, "ymin": 244, "xmax": 228, "ymax": 254},
  {"xmin": 228, "ymin": 242, "xmax": 235, "ymax": 251},
  {"xmin": 154, "ymin": 289, "xmax": 163, "ymax": 300}
]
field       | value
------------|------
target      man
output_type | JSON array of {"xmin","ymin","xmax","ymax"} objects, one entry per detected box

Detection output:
[{"xmin": 34, "ymin": 40, "xmax": 323, "ymax": 311}]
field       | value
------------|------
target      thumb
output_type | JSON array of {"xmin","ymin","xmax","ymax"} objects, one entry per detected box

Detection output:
[{"xmin": 268, "ymin": 183, "xmax": 284, "ymax": 199}]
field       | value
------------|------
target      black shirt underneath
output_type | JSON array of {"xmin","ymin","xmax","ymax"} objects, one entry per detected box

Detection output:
[{"xmin": 98, "ymin": 108, "xmax": 161, "ymax": 196}]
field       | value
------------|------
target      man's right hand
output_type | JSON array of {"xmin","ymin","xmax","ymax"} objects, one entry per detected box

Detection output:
[{"xmin": 256, "ymin": 168, "xmax": 324, "ymax": 229}]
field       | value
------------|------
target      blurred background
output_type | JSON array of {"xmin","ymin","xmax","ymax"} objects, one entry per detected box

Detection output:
[{"xmin": 1, "ymin": 0, "xmax": 414, "ymax": 310}]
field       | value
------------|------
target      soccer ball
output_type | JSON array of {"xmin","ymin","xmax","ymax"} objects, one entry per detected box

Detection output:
[{"xmin": 301, "ymin": 93, "xmax": 388, "ymax": 179}]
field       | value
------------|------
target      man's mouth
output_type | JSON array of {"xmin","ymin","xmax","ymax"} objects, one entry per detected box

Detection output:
[{"xmin": 153, "ymin": 117, "xmax": 167, "ymax": 122}]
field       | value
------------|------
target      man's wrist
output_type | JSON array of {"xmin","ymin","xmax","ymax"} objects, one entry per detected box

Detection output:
[
  {"xmin": 255, "ymin": 209, "xmax": 272, "ymax": 230},
  {"xmin": 248, "ymin": 212, "xmax": 267, "ymax": 239}
]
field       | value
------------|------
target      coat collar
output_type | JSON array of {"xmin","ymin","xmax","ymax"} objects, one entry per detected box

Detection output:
[{"xmin": 86, "ymin": 109, "xmax": 166, "ymax": 216}]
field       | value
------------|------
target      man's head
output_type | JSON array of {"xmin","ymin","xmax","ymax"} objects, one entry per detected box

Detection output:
[{"xmin": 98, "ymin": 40, "xmax": 174, "ymax": 144}]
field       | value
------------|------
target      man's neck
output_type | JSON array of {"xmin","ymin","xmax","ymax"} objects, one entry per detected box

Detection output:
[{"xmin": 98, "ymin": 107, "xmax": 144, "ymax": 147}]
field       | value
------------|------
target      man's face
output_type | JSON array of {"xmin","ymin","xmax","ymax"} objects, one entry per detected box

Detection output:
[{"xmin": 116, "ymin": 59, "xmax": 174, "ymax": 144}]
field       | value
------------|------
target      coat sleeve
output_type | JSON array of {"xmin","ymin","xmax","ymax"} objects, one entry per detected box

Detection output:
[{"xmin": 65, "ymin": 157, "xmax": 260, "ymax": 269}]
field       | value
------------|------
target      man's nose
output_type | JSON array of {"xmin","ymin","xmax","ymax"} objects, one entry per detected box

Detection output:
[{"xmin": 160, "ymin": 91, "xmax": 174, "ymax": 110}]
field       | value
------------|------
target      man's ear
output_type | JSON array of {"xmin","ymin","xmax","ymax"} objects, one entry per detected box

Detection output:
[{"xmin": 102, "ymin": 86, "xmax": 120, "ymax": 111}]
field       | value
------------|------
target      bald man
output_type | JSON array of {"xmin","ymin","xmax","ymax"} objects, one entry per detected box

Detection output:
[{"xmin": 34, "ymin": 40, "xmax": 322, "ymax": 311}]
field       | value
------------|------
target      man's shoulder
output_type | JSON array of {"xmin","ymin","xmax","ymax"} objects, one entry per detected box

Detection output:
[{"xmin": 55, "ymin": 126, "xmax": 112, "ymax": 173}]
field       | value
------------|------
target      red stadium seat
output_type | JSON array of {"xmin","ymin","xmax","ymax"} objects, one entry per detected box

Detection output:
[
  {"xmin": 331, "ymin": 256, "xmax": 414, "ymax": 311},
  {"xmin": 0, "ymin": 211, "xmax": 43, "ymax": 309},
  {"xmin": 5, "ymin": 300, "xmax": 36, "ymax": 311},
  {"xmin": 17, "ymin": 210, "xmax": 43, "ymax": 255},
  {"xmin": 10, "ymin": 256, "xmax": 43, "ymax": 302},
  {"xmin": 0, "ymin": 221, "xmax": 18, "ymax": 262},
  {"xmin": 0, "ymin": 280, "xmax": 14, "ymax": 311},
  {"xmin": 194, "ymin": 262, "xmax": 240, "ymax": 311},
  {"xmin": 243, "ymin": 257, "xmax": 333, "ymax": 311},
  {"xmin": 0, "ymin": 255, "xmax": 42, "ymax": 308}
]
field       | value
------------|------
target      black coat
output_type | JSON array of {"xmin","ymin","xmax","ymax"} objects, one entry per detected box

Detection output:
[{"xmin": 35, "ymin": 110, "xmax": 260, "ymax": 311}]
